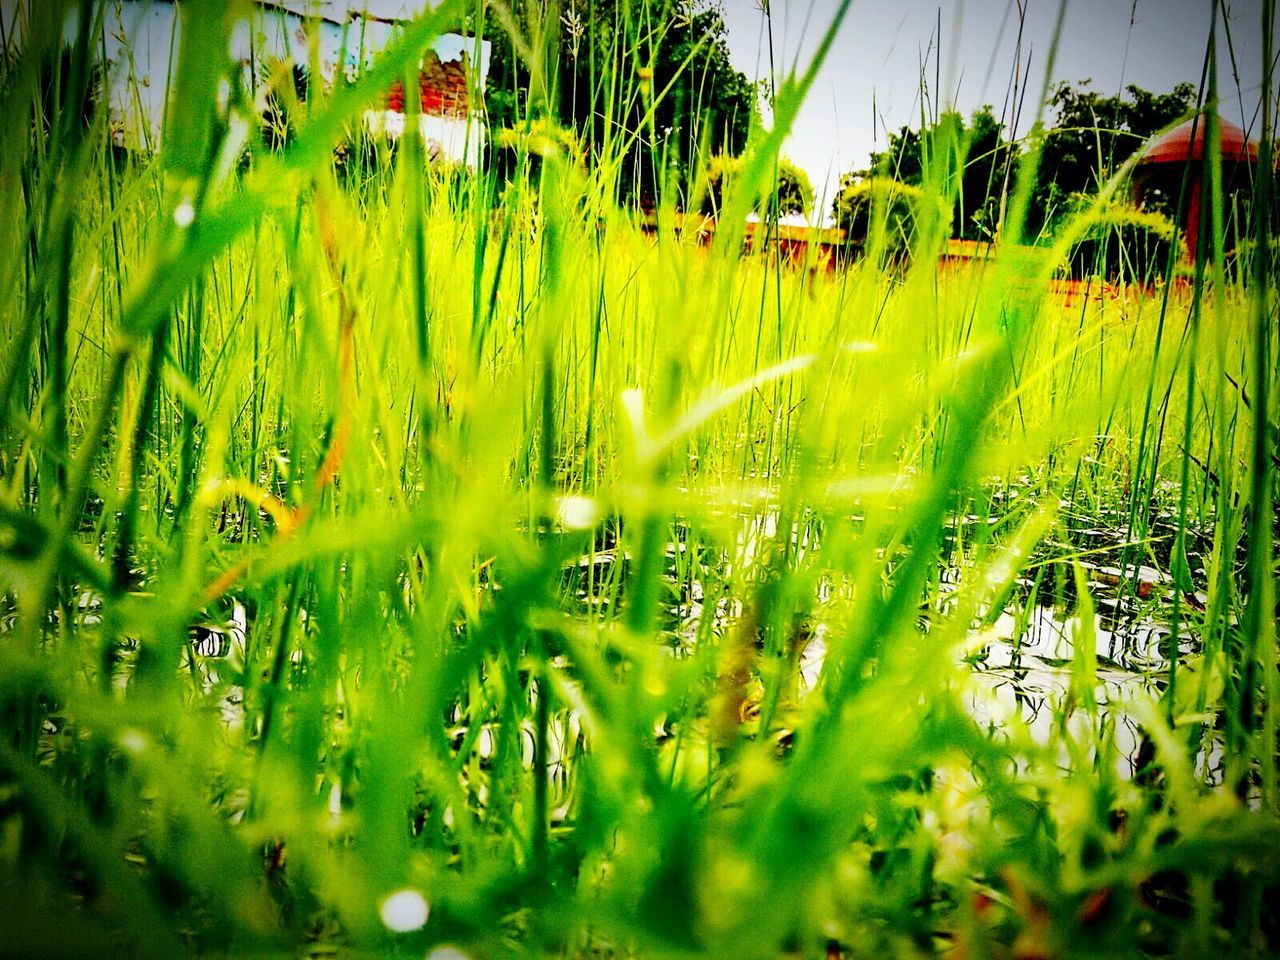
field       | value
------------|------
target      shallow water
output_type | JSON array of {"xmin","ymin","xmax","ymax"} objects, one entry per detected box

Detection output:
[
  {"xmin": 552, "ymin": 502, "xmax": 1223, "ymax": 782},
  {"xmin": 22, "ymin": 490, "xmax": 1226, "ymax": 799}
]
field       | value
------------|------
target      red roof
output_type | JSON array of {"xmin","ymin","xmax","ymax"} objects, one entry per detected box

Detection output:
[{"xmin": 1137, "ymin": 116, "xmax": 1258, "ymax": 165}]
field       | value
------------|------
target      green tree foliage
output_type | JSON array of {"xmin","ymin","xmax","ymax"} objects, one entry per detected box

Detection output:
[
  {"xmin": 830, "ymin": 176, "xmax": 930, "ymax": 259},
  {"xmin": 700, "ymin": 153, "xmax": 814, "ymax": 220},
  {"xmin": 833, "ymin": 81, "xmax": 1198, "ymax": 267},
  {"xmin": 697, "ymin": 151, "xmax": 739, "ymax": 216},
  {"xmin": 485, "ymin": 0, "xmax": 756, "ymax": 207},
  {"xmin": 771, "ymin": 156, "xmax": 815, "ymax": 219},
  {"xmin": 859, "ymin": 106, "xmax": 1015, "ymax": 241},
  {"xmin": 1065, "ymin": 200, "xmax": 1181, "ymax": 282},
  {"xmin": 1030, "ymin": 80, "xmax": 1197, "ymax": 234},
  {"xmin": 960, "ymin": 107, "xmax": 1017, "ymax": 240}
]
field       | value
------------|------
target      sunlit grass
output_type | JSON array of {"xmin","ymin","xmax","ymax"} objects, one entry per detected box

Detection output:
[{"xmin": 0, "ymin": 1, "xmax": 1276, "ymax": 957}]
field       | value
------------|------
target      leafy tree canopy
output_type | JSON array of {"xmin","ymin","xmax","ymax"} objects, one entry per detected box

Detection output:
[
  {"xmin": 771, "ymin": 156, "xmax": 816, "ymax": 218},
  {"xmin": 852, "ymin": 106, "xmax": 1016, "ymax": 241},
  {"xmin": 1029, "ymin": 79, "xmax": 1197, "ymax": 233},
  {"xmin": 834, "ymin": 81, "xmax": 1198, "ymax": 247},
  {"xmin": 830, "ymin": 177, "xmax": 943, "ymax": 260},
  {"xmin": 484, "ymin": 0, "xmax": 756, "ymax": 207},
  {"xmin": 1063, "ymin": 198, "xmax": 1181, "ymax": 280},
  {"xmin": 699, "ymin": 153, "xmax": 815, "ymax": 220}
]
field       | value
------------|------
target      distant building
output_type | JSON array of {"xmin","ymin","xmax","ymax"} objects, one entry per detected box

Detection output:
[
  {"xmin": 93, "ymin": 0, "xmax": 490, "ymax": 165},
  {"xmin": 1132, "ymin": 115, "xmax": 1260, "ymax": 260}
]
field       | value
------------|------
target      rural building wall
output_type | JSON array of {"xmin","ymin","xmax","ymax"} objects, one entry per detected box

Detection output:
[{"xmin": 90, "ymin": 1, "xmax": 489, "ymax": 165}]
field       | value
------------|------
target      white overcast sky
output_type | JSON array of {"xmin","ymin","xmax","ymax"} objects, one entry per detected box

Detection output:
[{"xmin": 719, "ymin": 0, "xmax": 1277, "ymax": 217}]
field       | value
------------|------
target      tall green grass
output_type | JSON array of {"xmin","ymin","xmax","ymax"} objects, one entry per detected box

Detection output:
[{"xmin": 0, "ymin": 1, "xmax": 1276, "ymax": 957}]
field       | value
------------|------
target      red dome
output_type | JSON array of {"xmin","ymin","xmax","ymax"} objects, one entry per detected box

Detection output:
[{"xmin": 1137, "ymin": 116, "xmax": 1258, "ymax": 165}]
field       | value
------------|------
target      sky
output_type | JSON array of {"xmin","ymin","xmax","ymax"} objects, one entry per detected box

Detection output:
[{"xmin": 718, "ymin": 0, "xmax": 1276, "ymax": 218}]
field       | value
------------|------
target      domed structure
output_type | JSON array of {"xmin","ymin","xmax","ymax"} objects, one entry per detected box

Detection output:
[
  {"xmin": 1132, "ymin": 116, "xmax": 1260, "ymax": 261},
  {"xmin": 1138, "ymin": 116, "xmax": 1258, "ymax": 165}
]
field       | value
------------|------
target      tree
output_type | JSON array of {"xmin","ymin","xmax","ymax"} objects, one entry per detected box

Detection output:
[
  {"xmin": 1065, "ymin": 199, "xmax": 1181, "ymax": 282},
  {"xmin": 484, "ymin": 0, "xmax": 756, "ymax": 207},
  {"xmin": 959, "ymin": 107, "xmax": 1017, "ymax": 241},
  {"xmin": 830, "ymin": 176, "xmax": 941, "ymax": 264},
  {"xmin": 867, "ymin": 124, "xmax": 924, "ymax": 183},
  {"xmin": 1028, "ymin": 79, "xmax": 1197, "ymax": 235},
  {"xmin": 860, "ymin": 106, "xmax": 1015, "ymax": 241},
  {"xmin": 697, "ymin": 152, "xmax": 740, "ymax": 216},
  {"xmin": 698, "ymin": 153, "xmax": 814, "ymax": 220},
  {"xmin": 771, "ymin": 156, "xmax": 815, "ymax": 219},
  {"xmin": 836, "ymin": 82, "xmax": 1198, "ymax": 249}
]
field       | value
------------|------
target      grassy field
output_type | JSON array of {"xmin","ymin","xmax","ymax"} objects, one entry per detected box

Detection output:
[{"xmin": 0, "ymin": 1, "xmax": 1277, "ymax": 957}]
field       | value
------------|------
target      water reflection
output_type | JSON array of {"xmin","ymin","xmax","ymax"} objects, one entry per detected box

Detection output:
[{"xmin": 20, "ymin": 495, "xmax": 1226, "ymax": 795}]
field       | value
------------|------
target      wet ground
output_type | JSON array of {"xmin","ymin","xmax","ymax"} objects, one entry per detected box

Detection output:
[{"xmin": 17, "ymin": 484, "xmax": 1233, "ymax": 794}]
